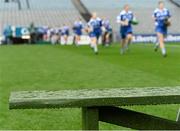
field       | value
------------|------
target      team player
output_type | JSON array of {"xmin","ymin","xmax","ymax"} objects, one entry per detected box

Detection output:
[
  {"xmin": 61, "ymin": 24, "xmax": 70, "ymax": 45},
  {"xmin": 73, "ymin": 18, "xmax": 84, "ymax": 45},
  {"xmin": 102, "ymin": 18, "xmax": 113, "ymax": 46},
  {"xmin": 117, "ymin": 4, "xmax": 135, "ymax": 55},
  {"xmin": 51, "ymin": 26, "xmax": 61, "ymax": 45},
  {"xmin": 153, "ymin": 1, "xmax": 171, "ymax": 57},
  {"xmin": 87, "ymin": 12, "xmax": 102, "ymax": 54}
]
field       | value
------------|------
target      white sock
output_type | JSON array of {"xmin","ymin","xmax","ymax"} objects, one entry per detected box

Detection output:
[
  {"xmin": 121, "ymin": 48, "xmax": 125, "ymax": 54},
  {"xmin": 154, "ymin": 43, "xmax": 159, "ymax": 51},
  {"xmin": 161, "ymin": 48, "xmax": 166, "ymax": 55},
  {"xmin": 126, "ymin": 44, "xmax": 130, "ymax": 50},
  {"xmin": 94, "ymin": 44, "xmax": 98, "ymax": 53},
  {"xmin": 154, "ymin": 37, "xmax": 159, "ymax": 47},
  {"xmin": 156, "ymin": 42, "xmax": 159, "ymax": 47}
]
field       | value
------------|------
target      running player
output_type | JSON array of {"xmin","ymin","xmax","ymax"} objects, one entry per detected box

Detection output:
[
  {"xmin": 87, "ymin": 12, "xmax": 102, "ymax": 54},
  {"xmin": 73, "ymin": 18, "xmax": 84, "ymax": 46},
  {"xmin": 102, "ymin": 18, "xmax": 113, "ymax": 46},
  {"xmin": 117, "ymin": 4, "xmax": 135, "ymax": 55},
  {"xmin": 153, "ymin": 1, "xmax": 171, "ymax": 57},
  {"xmin": 61, "ymin": 24, "xmax": 70, "ymax": 45}
]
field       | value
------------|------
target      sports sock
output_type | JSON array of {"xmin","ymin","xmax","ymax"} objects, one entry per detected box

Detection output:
[
  {"xmin": 161, "ymin": 47, "xmax": 166, "ymax": 55},
  {"xmin": 154, "ymin": 37, "xmax": 159, "ymax": 48},
  {"xmin": 94, "ymin": 44, "xmax": 98, "ymax": 53},
  {"xmin": 125, "ymin": 44, "xmax": 128, "ymax": 50},
  {"xmin": 126, "ymin": 40, "xmax": 131, "ymax": 50},
  {"xmin": 155, "ymin": 42, "xmax": 159, "ymax": 48},
  {"xmin": 121, "ymin": 48, "xmax": 125, "ymax": 55},
  {"xmin": 154, "ymin": 42, "xmax": 159, "ymax": 52}
]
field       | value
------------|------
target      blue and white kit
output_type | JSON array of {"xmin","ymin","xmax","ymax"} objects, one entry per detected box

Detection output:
[
  {"xmin": 88, "ymin": 17, "xmax": 102, "ymax": 39},
  {"xmin": 117, "ymin": 10, "xmax": 134, "ymax": 39},
  {"xmin": 153, "ymin": 8, "xmax": 171, "ymax": 35}
]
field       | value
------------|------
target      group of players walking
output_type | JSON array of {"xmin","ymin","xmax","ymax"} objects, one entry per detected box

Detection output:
[{"xmin": 62, "ymin": 1, "xmax": 171, "ymax": 57}]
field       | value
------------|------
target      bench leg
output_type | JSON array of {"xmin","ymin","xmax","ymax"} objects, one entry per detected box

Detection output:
[
  {"xmin": 99, "ymin": 106, "xmax": 180, "ymax": 130},
  {"xmin": 176, "ymin": 108, "xmax": 180, "ymax": 123},
  {"xmin": 82, "ymin": 107, "xmax": 99, "ymax": 130}
]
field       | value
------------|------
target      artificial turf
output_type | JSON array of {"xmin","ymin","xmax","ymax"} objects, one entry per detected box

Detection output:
[{"xmin": 0, "ymin": 43, "xmax": 180, "ymax": 130}]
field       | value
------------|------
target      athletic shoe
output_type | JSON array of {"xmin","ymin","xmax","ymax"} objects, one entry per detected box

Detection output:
[
  {"xmin": 163, "ymin": 54, "xmax": 167, "ymax": 58},
  {"xmin": 154, "ymin": 46, "xmax": 159, "ymax": 52}
]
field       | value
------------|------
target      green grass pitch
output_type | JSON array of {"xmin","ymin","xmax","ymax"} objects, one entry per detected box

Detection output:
[{"xmin": 0, "ymin": 43, "xmax": 180, "ymax": 130}]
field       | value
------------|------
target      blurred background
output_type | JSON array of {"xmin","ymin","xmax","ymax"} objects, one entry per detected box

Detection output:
[{"xmin": 0, "ymin": 0, "xmax": 180, "ymax": 44}]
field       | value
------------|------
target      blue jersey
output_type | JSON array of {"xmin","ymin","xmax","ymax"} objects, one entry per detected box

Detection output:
[
  {"xmin": 55, "ymin": 28, "xmax": 61, "ymax": 35},
  {"xmin": 102, "ymin": 20, "xmax": 112, "ymax": 32},
  {"xmin": 61, "ymin": 26, "xmax": 69, "ymax": 36},
  {"xmin": 73, "ymin": 21, "xmax": 83, "ymax": 35},
  {"xmin": 37, "ymin": 27, "xmax": 46, "ymax": 34},
  {"xmin": 117, "ymin": 10, "xmax": 134, "ymax": 38},
  {"xmin": 88, "ymin": 17, "xmax": 102, "ymax": 38},
  {"xmin": 49, "ymin": 28, "xmax": 55, "ymax": 36},
  {"xmin": 43, "ymin": 26, "xmax": 49, "ymax": 35},
  {"xmin": 153, "ymin": 8, "xmax": 171, "ymax": 35}
]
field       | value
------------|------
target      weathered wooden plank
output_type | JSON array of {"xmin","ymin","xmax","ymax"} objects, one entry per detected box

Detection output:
[
  {"xmin": 99, "ymin": 106, "xmax": 180, "ymax": 130},
  {"xmin": 9, "ymin": 87, "xmax": 180, "ymax": 109}
]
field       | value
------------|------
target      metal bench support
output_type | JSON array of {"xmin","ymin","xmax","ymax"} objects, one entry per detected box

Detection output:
[
  {"xmin": 82, "ymin": 106, "xmax": 180, "ymax": 130},
  {"xmin": 82, "ymin": 107, "xmax": 99, "ymax": 130},
  {"xmin": 176, "ymin": 108, "xmax": 180, "ymax": 123},
  {"xmin": 9, "ymin": 87, "xmax": 180, "ymax": 130}
]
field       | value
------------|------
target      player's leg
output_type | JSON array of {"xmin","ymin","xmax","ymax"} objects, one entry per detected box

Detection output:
[
  {"xmin": 75, "ymin": 35, "xmax": 80, "ymax": 46},
  {"xmin": 126, "ymin": 33, "xmax": 133, "ymax": 50},
  {"xmin": 57, "ymin": 34, "xmax": 61, "ymax": 44},
  {"xmin": 102, "ymin": 32, "xmax": 106, "ymax": 46},
  {"xmin": 65, "ymin": 35, "xmax": 69, "ymax": 45},
  {"xmin": 74, "ymin": 35, "xmax": 77, "ymax": 45},
  {"xmin": 95, "ymin": 34, "xmax": 101, "ymax": 54},
  {"xmin": 157, "ymin": 32, "xmax": 167, "ymax": 57},
  {"xmin": 91, "ymin": 37, "xmax": 98, "ymax": 54},
  {"xmin": 59, "ymin": 34, "xmax": 61, "ymax": 44},
  {"xmin": 77, "ymin": 35, "xmax": 81, "ymax": 45},
  {"xmin": 89, "ymin": 32, "xmax": 94, "ymax": 49},
  {"xmin": 154, "ymin": 36, "xmax": 159, "ymax": 52},
  {"xmin": 105, "ymin": 32, "xmax": 110, "ymax": 46},
  {"xmin": 120, "ymin": 30, "xmax": 128, "ymax": 54},
  {"xmin": 64, "ymin": 35, "xmax": 67, "ymax": 45},
  {"xmin": 121, "ymin": 38, "xmax": 126, "ymax": 55}
]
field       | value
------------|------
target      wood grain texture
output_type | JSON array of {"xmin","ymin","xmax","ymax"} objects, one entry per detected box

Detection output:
[{"xmin": 9, "ymin": 86, "xmax": 180, "ymax": 109}]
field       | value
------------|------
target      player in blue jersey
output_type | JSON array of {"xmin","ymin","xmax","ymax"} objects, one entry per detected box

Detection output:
[
  {"xmin": 73, "ymin": 18, "xmax": 84, "ymax": 45},
  {"xmin": 102, "ymin": 18, "xmax": 113, "ymax": 46},
  {"xmin": 153, "ymin": 1, "xmax": 171, "ymax": 57},
  {"xmin": 117, "ymin": 4, "xmax": 136, "ymax": 55},
  {"xmin": 61, "ymin": 24, "xmax": 70, "ymax": 45},
  {"xmin": 54, "ymin": 26, "xmax": 61, "ymax": 44},
  {"xmin": 87, "ymin": 12, "xmax": 102, "ymax": 54}
]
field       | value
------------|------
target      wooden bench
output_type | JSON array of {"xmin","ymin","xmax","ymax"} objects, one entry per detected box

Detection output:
[{"xmin": 9, "ymin": 87, "xmax": 180, "ymax": 130}]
